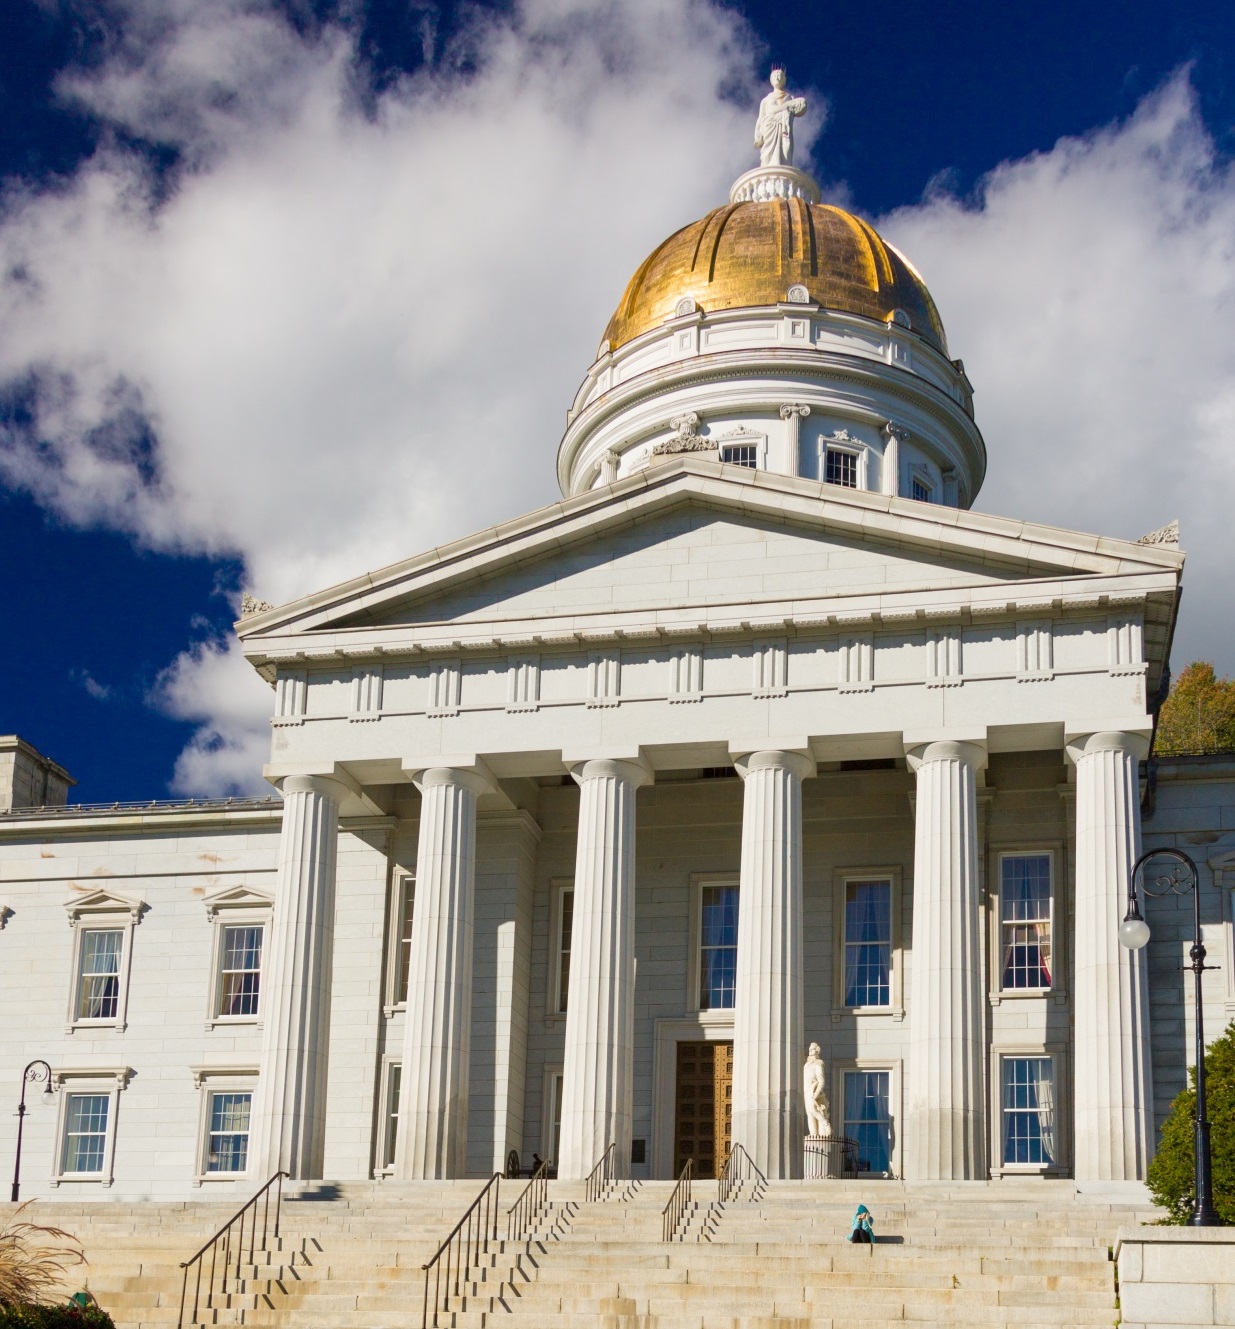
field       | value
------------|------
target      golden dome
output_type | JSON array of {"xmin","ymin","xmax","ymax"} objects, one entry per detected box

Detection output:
[{"xmin": 603, "ymin": 199, "xmax": 948, "ymax": 356}]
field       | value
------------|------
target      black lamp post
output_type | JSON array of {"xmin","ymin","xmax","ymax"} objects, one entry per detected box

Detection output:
[
  {"xmin": 1119, "ymin": 847, "xmax": 1222, "ymax": 1226},
  {"xmin": 10, "ymin": 1060, "xmax": 54, "ymax": 1203}
]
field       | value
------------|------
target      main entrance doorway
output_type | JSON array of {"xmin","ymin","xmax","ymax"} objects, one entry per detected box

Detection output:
[{"xmin": 673, "ymin": 1041, "xmax": 733, "ymax": 1179}]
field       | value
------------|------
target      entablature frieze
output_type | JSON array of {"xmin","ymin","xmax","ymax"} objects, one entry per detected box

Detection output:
[{"xmin": 243, "ymin": 580, "xmax": 1170, "ymax": 684}]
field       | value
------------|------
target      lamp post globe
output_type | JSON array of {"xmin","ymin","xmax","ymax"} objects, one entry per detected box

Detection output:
[{"xmin": 1125, "ymin": 848, "xmax": 1222, "ymax": 1226}]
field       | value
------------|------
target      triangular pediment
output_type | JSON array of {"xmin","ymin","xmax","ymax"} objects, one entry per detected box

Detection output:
[
  {"xmin": 202, "ymin": 885, "xmax": 275, "ymax": 916},
  {"xmin": 64, "ymin": 887, "xmax": 146, "ymax": 922},
  {"xmin": 239, "ymin": 462, "xmax": 1183, "ymax": 646}
]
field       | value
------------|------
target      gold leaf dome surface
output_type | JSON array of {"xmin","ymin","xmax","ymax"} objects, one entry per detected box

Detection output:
[{"xmin": 603, "ymin": 199, "xmax": 948, "ymax": 356}]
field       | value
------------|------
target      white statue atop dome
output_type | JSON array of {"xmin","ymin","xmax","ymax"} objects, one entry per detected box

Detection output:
[{"xmin": 754, "ymin": 68, "xmax": 807, "ymax": 168}]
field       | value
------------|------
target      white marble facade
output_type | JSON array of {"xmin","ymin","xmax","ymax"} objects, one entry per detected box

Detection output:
[{"xmin": 2, "ymin": 154, "xmax": 1233, "ymax": 1201}]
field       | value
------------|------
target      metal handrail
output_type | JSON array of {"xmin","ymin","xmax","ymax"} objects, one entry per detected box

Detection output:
[
  {"xmin": 662, "ymin": 1158, "xmax": 693, "ymax": 1242},
  {"xmin": 506, "ymin": 1158, "xmax": 550, "ymax": 1242},
  {"xmin": 584, "ymin": 1142, "xmax": 617, "ymax": 1202},
  {"xmin": 717, "ymin": 1142, "xmax": 766, "ymax": 1204},
  {"xmin": 421, "ymin": 1173, "xmax": 501, "ymax": 1329},
  {"xmin": 177, "ymin": 1170, "xmax": 287, "ymax": 1329}
]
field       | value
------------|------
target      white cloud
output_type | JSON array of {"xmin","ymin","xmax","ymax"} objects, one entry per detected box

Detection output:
[
  {"xmin": 880, "ymin": 73, "xmax": 1235, "ymax": 676},
  {"xmin": 152, "ymin": 636, "xmax": 273, "ymax": 796},
  {"xmin": 0, "ymin": 0, "xmax": 769, "ymax": 793}
]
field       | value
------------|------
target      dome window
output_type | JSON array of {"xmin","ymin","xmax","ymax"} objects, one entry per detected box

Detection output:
[
  {"xmin": 675, "ymin": 296, "xmax": 698, "ymax": 317},
  {"xmin": 720, "ymin": 443, "xmax": 758, "ymax": 468},
  {"xmin": 786, "ymin": 284, "xmax": 810, "ymax": 305},
  {"xmin": 910, "ymin": 467, "xmax": 934, "ymax": 503},
  {"xmin": 890, "ymin": 308, "xmax": 912, "ymax": 329},
  {"xmin": 820, "ymin": 430, "xmax": 864, "ymax": 490}
]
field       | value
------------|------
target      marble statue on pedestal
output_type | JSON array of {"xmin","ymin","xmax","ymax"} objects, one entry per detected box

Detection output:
[
  {"xmin": 754, "ymin": 69, "xmax": 807, "ymax": 168},
  {"xmin": 803, "ymin": 1042, "xmax": 831, "ymax": 1137}
]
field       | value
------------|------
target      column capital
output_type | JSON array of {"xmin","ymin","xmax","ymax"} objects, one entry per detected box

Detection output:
[
  {"xmin": 404, "ymin": 756, "xmax": 498, "ymax": 799},
  {"xmin": 266, "ymin": 768, "xmax": 352, "ymax": 804},
  {"xmin": 733, "ymin": 748, "xmax": 816, "ymax": 781},
  {"xmin": 903, "ymin": 729, "xmax": 987, "ymax": 773},
  {"xmin": 1064, "ymin": 722, "xmax": 1152, "ymax": 764},
  {"xmin": 566, "ymin": 752, "xmax": 654, "ymax": 789},
  {"xmin": 779, "ymin": 402, "xmax": 812, "ymax": 421}
]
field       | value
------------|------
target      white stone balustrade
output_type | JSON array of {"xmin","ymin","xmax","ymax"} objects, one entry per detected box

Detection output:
[
  {"xmin": 397, "ymin": 763, "xmax": 494, "ymax": 1179},
  {"xmin": 731, "ymin": 748, "xmax": 815, "ymax": 1179},
  {"xmin": 557, "ymin": 756, "xmax": 652, "ymax": 1180},
  {"xmin": 1069, "ymin": 728, "xmax": 1153, "ymax": 1180},
  {"xmin": 905, "ymin": 738, "xmax": 986, "ymax": 1180},
  {"xmin": 252, "ymin": 772, "xmax": 347, "ymax": 1179}
]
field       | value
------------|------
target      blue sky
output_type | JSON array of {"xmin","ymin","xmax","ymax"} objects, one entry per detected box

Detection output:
[{"xmin": 2, "ymin": 0, "xmax": 1233, "ymax": 803}]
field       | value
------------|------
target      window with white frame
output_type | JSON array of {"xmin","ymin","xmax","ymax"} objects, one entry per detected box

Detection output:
[
  {"xmin": 53, "ymin": 1068, "xmax": 130, "ymax": 1186},
  {"xmin": 698, "ymin": 884, "xmax": 739, "ymax": 1010},
  {"xmin": 204, "ymin": 1091, "xmax": 253, "ymax": 1174},
  {"xmin": 75, "ymin": 929, "xmax": 123, "ymax": 1021},
  {"xmin": 545, "ymin": 1070, "xmax": 564, "ymax": 1168},
  {"xmin": 61, "ymin": 1092, "xmax": 109, "ymax": 1175},
  {"xmin": 720, "ymin": 443, "xmax": 758, "ymax": 468},
  {"xmin": 824, "ymin": 447, "xmax": 858, "ymax": 488},
  {"xmin": 203, "ymin": 888, "xmax": 272, "ymax": 1026},
  {"xmin": 999, "ymin": 854, "xmax": 1052, "ymax": 991},
  {"xmin": 387, "ymin": 871, "xmax": 415, "ymax": 1008},
  {"xmin": 842, "ymin": 879, "xmax": 892, "ymax": 1007},
  {"xmin": 216, "ymin": 926, "xmax": 263, "ymax": 1018},
  {"xmin": 553, "ymin": 885, "xmax": 574, "ymax": 1015},
  {"xmin": 842, "ymin": 1069, "xmax": 893, "ymax": 1174},
  {"xmin": 381, "ymin": 1062, "xmax": 402, "ymax": 1170},
  {"xmin": 1000, "ymin": 1056, "xmax": 1055, "ymax": 1166}
]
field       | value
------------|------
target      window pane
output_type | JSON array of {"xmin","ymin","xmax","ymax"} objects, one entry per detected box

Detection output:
[
  {"xmin": 557, "ymin": 890, "xmax": 574, "ymax": 1014},
  {"xmin": 824, "ymin": 449, "xmax": 857, "ymax": 488},
  {"xmin": 396, "ymin": 878, "xmax": 415, "ymax": 1003},
  {"xmin": 911, "ymin": 478, "xmax": 931, "ymax": 502},
  {"xmin": 62, "ymin": 1093, "xmax": 109, "ymax": 1173},
  {"xmin": 1001, "ymin": 1058, "xmax": 1055, "ymax": 1165},
  {"xmin": 843, "ymin": 1071, "xmax": 892, "ymax": 1174},
  {"xmin": 384, "ymin": 1064, "xmax": 401, "ymax": 1168},
  {"xmin": 206, "ymin": 1092, "xmax": 252, "ymax": 1173},
  {"xmin": 1000, "ymin": 856, "xmax": 1052, "ymax": 989},
  {"xmin": 77, "ymin": 929, "xmax": 123, "ymax": 1020},
  {"xmin": 218, "ymin": 925, "xmax": 264, "ymax": 1016},
  {"xmin": 699, "ymin": 885, "xmax": 739, "ymax": 1010},
  {"xmin": 721, "ymin": 444, "xmax": 758, "ymax": 468},
  {"xmin": 844, "ymin": 881, "xmax": 891, "ymax": 1006}
]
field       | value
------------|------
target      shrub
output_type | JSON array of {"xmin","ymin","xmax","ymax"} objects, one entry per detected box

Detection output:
[
  {"xmin": 1147, "ymin": 1019, "xmax": 1235, "ymax": 1223},
  {"xmin": 0, "ymin": 1206, "xmax": 86, "ymax": 1310},
  {"xmin": 0, "ymin": 1307, "xmax": 115, "ymax": 1329}
]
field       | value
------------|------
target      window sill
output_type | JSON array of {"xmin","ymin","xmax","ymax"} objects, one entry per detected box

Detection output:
[
  {"xmin": 831, "ymin": 1006, "xmax": 904, "ymax": 1021},
  {"xmin": 66, "ymin": 1020, "xmax": 126, "ymax": 1034},
  {"xmin": 688, "ymin": 1008, "xmax": 737, "ymax": 1027},
  {"xmin": 194, "ymin": 1172, "xmax": 253, "ymax": 1186},
  {"xmin": 990, "ymin": 989, "xmax": 1054, "ymax": 1004},
  {"xmin": 52, "ymin": 1174, "xmax": 112, "ymax": 1187},
  {"xmin": 382, "ymin": 1003, "xmax": 407, "ymax": 1019},
  {"xmin": 205, "ymin": 1017, "xmax": 262, "ymax": 1030}
]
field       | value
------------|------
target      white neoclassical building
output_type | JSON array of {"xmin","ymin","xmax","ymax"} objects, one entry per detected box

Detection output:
[{"xmin": 2, "ymin": 143, "xmax": 1233, "ymax": 1203}]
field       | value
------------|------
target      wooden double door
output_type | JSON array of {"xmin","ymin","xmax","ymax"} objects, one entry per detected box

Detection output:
[{"xmin": 673, "ymin": 1040, "xmax": 733, "ymax": 1180}]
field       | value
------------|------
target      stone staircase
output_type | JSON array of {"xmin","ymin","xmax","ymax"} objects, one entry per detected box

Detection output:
[{"xmin": 19, "ymin": 1177, "xmax": 1158, "ymax": 1329}]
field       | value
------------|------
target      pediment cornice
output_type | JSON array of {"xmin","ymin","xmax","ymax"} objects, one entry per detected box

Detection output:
[{"xmin": 238, "ymin": 460, "xmax": 1184, "ymax": 652}]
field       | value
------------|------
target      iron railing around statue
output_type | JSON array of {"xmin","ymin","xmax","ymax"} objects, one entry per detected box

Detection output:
[
  {"xmin": 662, "ymin": 1158, "xmax": 694, "ymax": 1242},
  {"xmin": 177, "ymin": 1170, "xmax": 287, "ymax": 1329},
  {"xmin": 506, "ymin": 1157, "xmax": 550, "ymax": 1242},
  {"xmin": 584, "ymin": 1142, "xmax": 618, "ymax": 1202},
  {"xmin": 421, "ymin": 1173, "xmax": 501, "ymax": 1329},
  {"xmin": 717, "ymin": 1142, "xmax": 766, "ymax": 1204},
  {"xmin": 803, "ymin": 1136, "xmax": 860, "ymax": 1179}
]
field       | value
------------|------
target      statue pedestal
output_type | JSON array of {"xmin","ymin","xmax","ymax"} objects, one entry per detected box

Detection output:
[
  {"xmin": 804, "ymin": 1134, "xmax": 856, "ymax": 1179},
  {"xmin": 729, "ymin": 166, "xmax": 821, "ymax": 205}
]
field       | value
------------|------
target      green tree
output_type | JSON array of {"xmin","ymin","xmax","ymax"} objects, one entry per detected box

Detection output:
[
  {"xmin": 1155, "ymin": 662, "xmax": 1235, "ymax": 756},
  {"xmin": 1147, "ymin": 1019, "xmax": 1235, "ymax": 1223}
]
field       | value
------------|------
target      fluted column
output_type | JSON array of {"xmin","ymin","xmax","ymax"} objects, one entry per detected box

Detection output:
[
  {"xmin": 905, "ymin": 739, "xmax": 986, "ymax": 1179},
  {"xmin": 253, "ymin": 773, "xmax": 347, "ymax": 1179},
  {"xmin": 1069, "ymin": 729, "xmax": 1153, "ymax": 1180},
  {"xmin": 397, "ymin": 765, "xmax": 494, "ymax": 1178},
  {"xmin": 557, "ymin": 756, "xmax": 652, "ymax": 1180},
  {"xmin": 731, "ymin": 748, "xmax": 815, "ymax": 1179}
]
